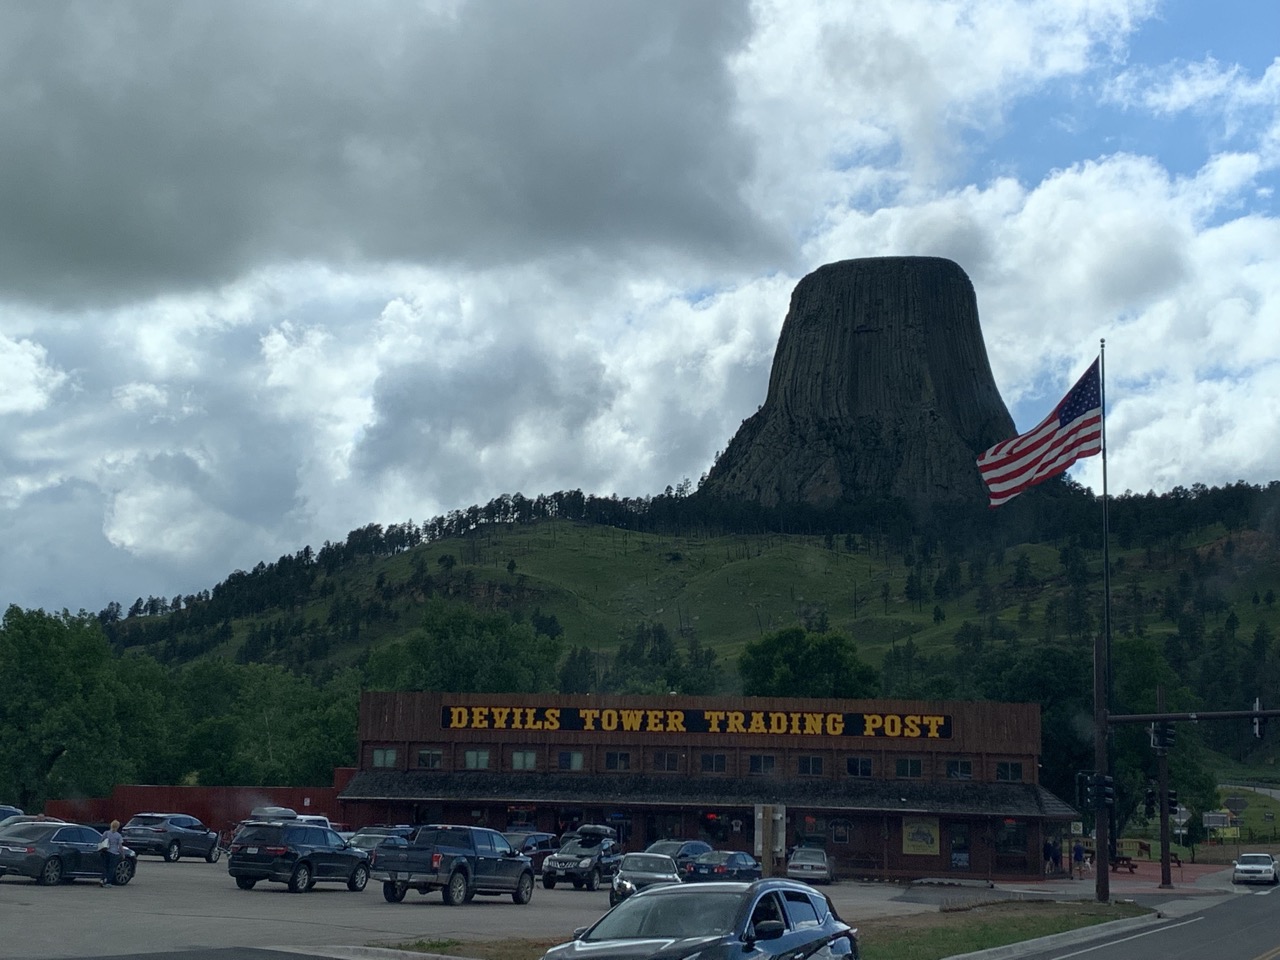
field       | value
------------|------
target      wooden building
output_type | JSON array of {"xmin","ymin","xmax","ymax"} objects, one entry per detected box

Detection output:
[{"xmin": 339, "ymin": 691, "xmax": 1077, "ymax": 881}]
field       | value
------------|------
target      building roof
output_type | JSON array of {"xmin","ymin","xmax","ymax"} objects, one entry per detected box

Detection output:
[{"xmin": 340, "ymin": 770, "xmax": 1077, "ymax": 820}]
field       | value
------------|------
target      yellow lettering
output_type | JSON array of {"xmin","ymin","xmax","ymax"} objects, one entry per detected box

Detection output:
[
  {"xmin": 727, "ymin": 712, "xmax": 746, "ymax": 734},
  {"xmin": 646, "ymin": 710, "xmax": 666, "ymax": 731},
  {"xmin": 803, "ymin": 713, "xmax": 824, "ymax": 735},
  {"xmin": 863, "ymin": 714, "xmax": 883, "ymax": 737},
  {"xmin": 747, "ymin": 712, "xmax": 767, "ymax": 734},
  {"xmin": 922, "ymin": 715, "xmax": 944, "ymax": 738},
  {"xmin": 705, "ymin": 711, "xmax": 725, "ymax": 733},
  {"xmin": 544, "ymin": 708, "xmax": 560, "ymax": 731},
  {"xmin": 769, "ymin": 712, "xmax": 788, "ymax": 734},
  {"xmin": 620, "ymin": 710, "xmax": 644, "ymax": 732},
  {"xmin": 827, "ymin": 713, "xmax": 844, "ymax": 735},
  {"xmin": 602, "ymin": 709, "xmax": 618, "ymax": 731},
  {"xmin": 581, "ymin": 708, "xmax": 600, "ymax": 731},
  {"xmin": 666, "ymin": 710, "xmax": 686, "ymax": 732},
  {"xmin": 904, "ymin": 715, "xmax": 921, "ymax": 738},
  {"xmin": 449, "ymin": 707, "xmax": 469, "ymax": 728},
  {"xmin": 492, "ymin": 707, "xmax": 511, "ymax": 729},
  {"xmin": 789, "ymin": 713, "xmax": 802, "ymax": 735},
  {"xmin": 884, "ymin": 714, "xmax": 902, "ymax": 737},
  {"xmin": 471, "ymin": 707, "xmax": 489, "ymax": 728}
]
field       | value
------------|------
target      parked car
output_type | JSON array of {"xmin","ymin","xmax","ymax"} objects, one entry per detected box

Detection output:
[
  {"xmin": 0, "ymin": 815, "xmax": 65, "ymax": 832},
  {"xmin": 122, "ymin": 812, "xmax": 221, "ymax": 863},
  {"xmin": 610, "ymin": 852, "xmax": 682, "ymax": 906},
  {"xmin": 0, "ymin": 805, "xmax": 22, "ymax": 821},
  {"xmin": 644, "ymin": 838, "xmax": 713, "ymax": 871},
  {"xmin": 227, "ymin": 818, "xmax": 369, "ymax": 893},
  {"xmin": 369, "ymin": 823, "xmax": 535, "ymax": 904},
  {"xmin": 504, "ymin": 830, "xmax": 560, "ymax": 873},
  {"xmin": 0, "ymin": 821, "xmax": 137, "ymax": 886},
  {"xmin": 684, "ymin": 850, "xmax": 762, "ymax": 882},
  {"xmin": 540, "ymin": 878, "xmax": 859, "ymax": 960},
  {"xmin": 1232, "ymin": 852, "xmax": 1279, "ymax": 885},
  {"xmin": 348, "ymin": 825, "xmax": 415, "ymax": 852},
  {"xmin": 542, "ymin": 824, "xmax": 622, "ymax": 890},
  {"xmin": 786, "ymin": 847, "xmax": 835, "ymax": 884}
]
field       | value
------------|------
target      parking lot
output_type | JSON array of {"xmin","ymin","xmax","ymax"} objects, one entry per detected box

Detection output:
[{"xmin": 0, "ymin": 857, "xmax": 927, "ymax": 960}]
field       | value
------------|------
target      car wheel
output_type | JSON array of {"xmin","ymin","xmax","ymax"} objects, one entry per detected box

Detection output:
[
  {"xmin": 348, "ymin": 863, "xmax": 369, "ymax": 892},
  {"xmin": 572, "ymin": 879, "xmax": 584, "ymax": 890},
  {"xmin": 114, "ymin": 859, "xmax": 134, "ymax": 886},
  {"xmin": 383, "ymin": 881, "xmax": 407, "ymax": 903},
  {"xmin": 442, "ymin": 870, "xmax": 468, "ymax": 906},
  {"xmin": 236, "ymin": 877, "xmax": 257, "ymax": 890},
  {"xmin": 542, "ymin": 876, "xmax": 557, "ymax": 889},
  {"xmin": 512, "ymin": 871, "xmax": 534, "ymax": 904},
  {"xmin": 585, "ymin": 868, "xmax": 600, "ymax": 892},
  {"xmin": 206, "ymin": 844, "xmax": 222, "ymax": 864},
  {"xmin": 165, "ymin": 841, "xmax": 181, "ymax": 862},
  {"xmin": 288, "ymin": 863, "xmax": 312, "ymax": 893},
  {"xmin": 609, "ymin": 889, "xmax": 619, "ymax": 907},
  {"xmin": 38, "ymin": 857, "xmax": 63, "ymax": 886}
]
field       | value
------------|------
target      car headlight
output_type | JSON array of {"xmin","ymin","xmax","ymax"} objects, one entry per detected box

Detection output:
[
  {"xmin": 579, "ymin": 858, "xmax": 593, "ymax": 868},
  {"xmin": 614, "ymin": 877, "xmax": 635, "ymax": 893}
]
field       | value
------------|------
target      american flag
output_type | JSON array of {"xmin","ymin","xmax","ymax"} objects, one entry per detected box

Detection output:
[{"xmin": 976, "ymin": 358, "xmax": 1102, "ymax": 508}]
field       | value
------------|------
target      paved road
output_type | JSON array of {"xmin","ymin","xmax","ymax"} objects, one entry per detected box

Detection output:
[{"xmin": 0, "ymin": 855, "xmax": 1253, "ymax": 960}]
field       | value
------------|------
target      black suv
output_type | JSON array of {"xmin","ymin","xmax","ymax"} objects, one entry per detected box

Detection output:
[
  {"xmin": 122, "ymin": 813, "xmax": 221, "ymax": 862},
  {"xmin": 227, "ymin": 819, "xmax": 370, "ymax": 893},
  {"xmin": 645, "ymin": 838, "xmax": 713, "ymax": 872},
  {"xmin": 542, "ymin": 824, "xmax": 622, "ymax": 890}
]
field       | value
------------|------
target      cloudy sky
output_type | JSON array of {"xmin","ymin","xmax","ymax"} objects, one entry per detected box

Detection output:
[{"xmin": 3, "ymin": 0, "xmax": 1278, "ymax": 615}]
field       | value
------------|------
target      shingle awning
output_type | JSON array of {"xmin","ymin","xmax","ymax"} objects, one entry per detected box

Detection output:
[{"xmin": 340, "ymin": 770, "xmax": 1077, "ymax": 820}]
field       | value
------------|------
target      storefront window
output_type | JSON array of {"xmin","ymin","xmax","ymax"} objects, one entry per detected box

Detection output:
[{"xmin": 995, "ymin": 820, "xmax": 1027, "ymax": 855}]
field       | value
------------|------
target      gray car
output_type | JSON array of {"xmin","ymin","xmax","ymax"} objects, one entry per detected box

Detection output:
[
  {"xmin": 610, "ymin": 852, "xmax": 682, "ymax": 906},
  {"xmin": 122, "ymin": 812, "xmax": 221, "ymax": 862},
  {"xmin": 0, "ymin": 821, "xmax": 138, "ymax": 885},
  {"xmin": 786, "ymin": 847, "xmax": 835, "ymax": 884}
]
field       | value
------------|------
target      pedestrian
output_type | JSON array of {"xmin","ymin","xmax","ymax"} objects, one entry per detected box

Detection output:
[
  {"xmin": 1051, "ymin": 839, "xmax": 1062, "ymax": 874},
  {"xmin": 100, "ymin": 819, "xmax": 123, "ymax": 887},
  {"xmin": 1043, "ymin": 838, "xmax": 1053, "ymax": 875},
  {"xmin": 1072, "ymin": 839, "xmax": 1085, "ymax": 879}
]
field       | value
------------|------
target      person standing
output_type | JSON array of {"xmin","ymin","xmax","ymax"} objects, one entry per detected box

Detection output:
[
  {"xmin": 100, "ymin": 819, "xmax": 123, "ymax": 886},
  {"xmin": 1072, "ymin": 839, "xmax": 1085, "ymax": 879}
]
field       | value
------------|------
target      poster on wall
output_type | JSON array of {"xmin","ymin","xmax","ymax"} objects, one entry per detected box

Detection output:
[{"xmin": 902, "ymin": 817, "xmax": 940, "ymax": 856}]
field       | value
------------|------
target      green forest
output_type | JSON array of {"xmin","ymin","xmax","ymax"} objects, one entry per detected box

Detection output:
[{"xmin": 5, "ymin": 477, "xmax": 1280, "ymax": 846}]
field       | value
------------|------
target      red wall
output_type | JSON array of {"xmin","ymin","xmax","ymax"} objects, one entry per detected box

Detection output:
[{"xmin": 44, "ymin": 769, "xmax": 357, "ymax": 835}]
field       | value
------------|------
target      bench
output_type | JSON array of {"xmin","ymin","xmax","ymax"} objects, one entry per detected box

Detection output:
[{"xmin": 1111, "ymin": 856, "xmax": 1137, "ymax": 873}]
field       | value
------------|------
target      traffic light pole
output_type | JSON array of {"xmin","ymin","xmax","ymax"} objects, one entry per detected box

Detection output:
[
  {"xmin": 1094, "ymin": 627, "xmax": 1110, "ymax": 904},
  {"xmin": 1157, "ymin": 687, "xmax": 1172, "ymax": 889}
]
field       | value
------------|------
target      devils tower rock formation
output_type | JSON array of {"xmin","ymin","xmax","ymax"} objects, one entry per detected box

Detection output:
[{"xmin": 700, "ymin": 256, "xmax": 1015, "ymax": 510}]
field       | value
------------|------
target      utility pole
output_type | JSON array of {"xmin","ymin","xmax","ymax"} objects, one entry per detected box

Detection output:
[{"xmin": 1094, "ymin": 629, "xmax": 1110, "ymax": 903}]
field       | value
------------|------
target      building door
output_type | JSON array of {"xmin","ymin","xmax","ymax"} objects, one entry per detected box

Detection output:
[{"xmin": 947, "ymin": 822, "xmax": 971, "ymax": 871}]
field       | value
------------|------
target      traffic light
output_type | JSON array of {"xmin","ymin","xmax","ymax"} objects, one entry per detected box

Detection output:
[
  {"xmin": 1144, "ymin": 787, "xmax": 1156, "ymax": 819},
  {"xmin": 1167, "ymin": 789, "xmax": 1178, "ymax": 809},
  {"xmin": 1099, "ymin": 775, "xmax": 1116, "ymax": 808},
  {"xmin": 1254, "ymin": 697, "xmax": 1265, "ymax": 738},
  {"xmin": 1082, "ymin": 775, "xmax": 1096, "ymax": 809},
  {"xmin": 1162, "ymin": 722, "xmax": 1176, "ymax": 750}
]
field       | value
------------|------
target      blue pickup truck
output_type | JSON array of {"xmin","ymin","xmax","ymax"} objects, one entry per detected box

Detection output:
[{"xmin": 369, "ymin": 824, "xmax": 535, "ymax": 905}]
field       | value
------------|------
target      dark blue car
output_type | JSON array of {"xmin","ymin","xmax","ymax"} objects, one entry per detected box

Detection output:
[{"xmin": 684, "ymin": 850, "xmax": 762, "ymax": 882}]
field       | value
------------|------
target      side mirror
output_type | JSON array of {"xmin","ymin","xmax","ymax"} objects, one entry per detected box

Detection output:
[
  {"xmin": 572, "ymin": 927, "xmax": 588, "ymax": 941},
  {"xmin": 749, "ymin": 921, "xmax": 786, "ymax": 942}
]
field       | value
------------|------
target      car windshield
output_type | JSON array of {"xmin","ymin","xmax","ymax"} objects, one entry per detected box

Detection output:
[
  {"xmin": 1240, "ymin": 854, "xmax": 1273, "ymax": 865},
  {"xmin": 0, "ymin": 824, "xmax": 57, "ymax": 842},
  {"xmin": 621, "ymin": 854, "xmax": 675, "ymax": 873},
  {"xmin": 585, "ymin": 890, "xmax": 741, "ymax": 940},
  {"xmin": 694, "ymin": 851, "xmax": 730, "ymax": 864},
  {"xmin": 236, "ymin": 825, "xmax": 281, "ymax": 844},
  {"xmin": 560, "ymin": 837, "xmax": 603, "ymax": 855},
  {"xmin": 791, "ymin": 849, "xmax": 825, "ymax": 863},
  {"xmin": 646, "ymin": 841, "xmax": 681, "ymax": 856}
]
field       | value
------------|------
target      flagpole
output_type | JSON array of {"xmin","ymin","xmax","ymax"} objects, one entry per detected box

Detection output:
[{"xmin": 1095, "ymin": 338, "xmax": 1113, "ymax": 902}]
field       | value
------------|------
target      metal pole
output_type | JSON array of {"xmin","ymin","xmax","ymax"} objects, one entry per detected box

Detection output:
[
  {"xmin": 1157, "ymin": 686, "xmax": 1172, "ymax": 888},
  {"xmin": 1094, "ymin": 340, "xmax": 1111, "ymax": 903}
]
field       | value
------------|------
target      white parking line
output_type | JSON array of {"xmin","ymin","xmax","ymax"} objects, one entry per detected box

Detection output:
[{"xmin": 1050, "ymin": 916, "xmax": 1204, "ymax": 959}]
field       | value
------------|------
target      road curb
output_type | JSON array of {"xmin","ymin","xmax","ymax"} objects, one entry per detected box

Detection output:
[
  {"xmin": 941, "ymin": 911, "xmax": 1164, "ymax": 960},
  {"xmin": 269, "ymin": 948, "xmax": 477, "ymax": 960}
]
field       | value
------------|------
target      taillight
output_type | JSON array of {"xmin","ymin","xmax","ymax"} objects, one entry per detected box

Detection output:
[
  {"xmin": 714, "ymin": 865, "xmax": 727, "ymax": 874},
  {"xmin": 264, "ymin": 845, "xmax": 288, "ymax": 855},
  {"xmin": 432, "ymin": 852, "xmax": 442, "ymax": 869},
  {"xmin": 230, "ymin": 843, "xmax": 243, "ymax": 853}
]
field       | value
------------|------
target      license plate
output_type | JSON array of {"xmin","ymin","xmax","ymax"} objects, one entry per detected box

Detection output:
[{"xmin": 246, "ymin": 846, "xmax": 258, "ymax": 854}]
